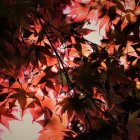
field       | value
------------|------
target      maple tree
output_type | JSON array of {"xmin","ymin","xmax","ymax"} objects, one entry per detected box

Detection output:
[{"xmin": 0, "ymin": 0, "xmax": 140, "ymax": 139}]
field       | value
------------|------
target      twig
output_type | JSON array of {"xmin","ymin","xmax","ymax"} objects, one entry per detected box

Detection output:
[
  {"xmin": 37, "ymin": 15, "xmax": 94, "ymax": 130},
  {"xmin": 37, "ymin": 16, "xmax": 72, "ymax": 86},
  {"xmin": 40, "ymin": 16, "xmax": 102, "ymax": 49}
]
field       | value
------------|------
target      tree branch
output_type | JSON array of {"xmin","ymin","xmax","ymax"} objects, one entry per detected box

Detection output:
[
  {"xmin": 37, "ymin": 15, "xmax": 94, "ymax": 130},
  {"xmin": 37, "ymin": 16, "xmax": 72, "ymax": 86}
]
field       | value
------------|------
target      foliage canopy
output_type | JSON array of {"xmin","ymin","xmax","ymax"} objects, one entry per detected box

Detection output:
[{"xmin": 0, "ymin": 0, "xmax": 140, "ymax": 139}]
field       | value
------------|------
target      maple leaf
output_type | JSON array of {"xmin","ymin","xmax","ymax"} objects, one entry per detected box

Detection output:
[
  {"xmin": 58, "ymin": 96, "xmax": 82, "ymax": 118},
  {"xmin": 0, "ymin": 105, "xmax": 18, "ymax": 129},
  {"xmin": 37, "ymin": 112, "xmax": 76, "ymax": 139},
  {"xmin": 7, "ymin": 0, "xmax": 35, "ymax": 28},
  {"xmin": 37, "ymin": 130, "xmax": 75, "ymax": 140},
  {"xmin": 0, "ymin": 0, "xmax": 139, "ymax": 139},
  {"xmin": 124, "ymin": 42, "xmax": 139, "ymax": 58},
  {"xmin": 30, "ymin": 107, "xmax": 44, "ymax": 122},
  {"xmin": 8, "ymin": 88, "xmax": 27, "ymax": 113},
  {"xmin": 63, "ymin": 2, "xmax": 89, "ymax": 23}
]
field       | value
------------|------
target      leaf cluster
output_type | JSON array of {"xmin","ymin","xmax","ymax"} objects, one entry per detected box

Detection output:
[{"xmin": 0, "ymin": 0, "xmax": 140, "ymax": 140}]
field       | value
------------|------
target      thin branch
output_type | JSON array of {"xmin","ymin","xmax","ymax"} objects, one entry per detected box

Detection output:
[
  {"xmin": 40, "ymin": 16, "xmax": 102, "ymax": 49},
  {"xmin": 37, "ymin": 16, "xmax": 72, "ymax": 86},
  {"xmin": 37, "ymin": 15, "xmax": 94, "ymax": 130},
  {"xmin": 72, "ymin": 87, "xmax": 93, "ymax": 130}
]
